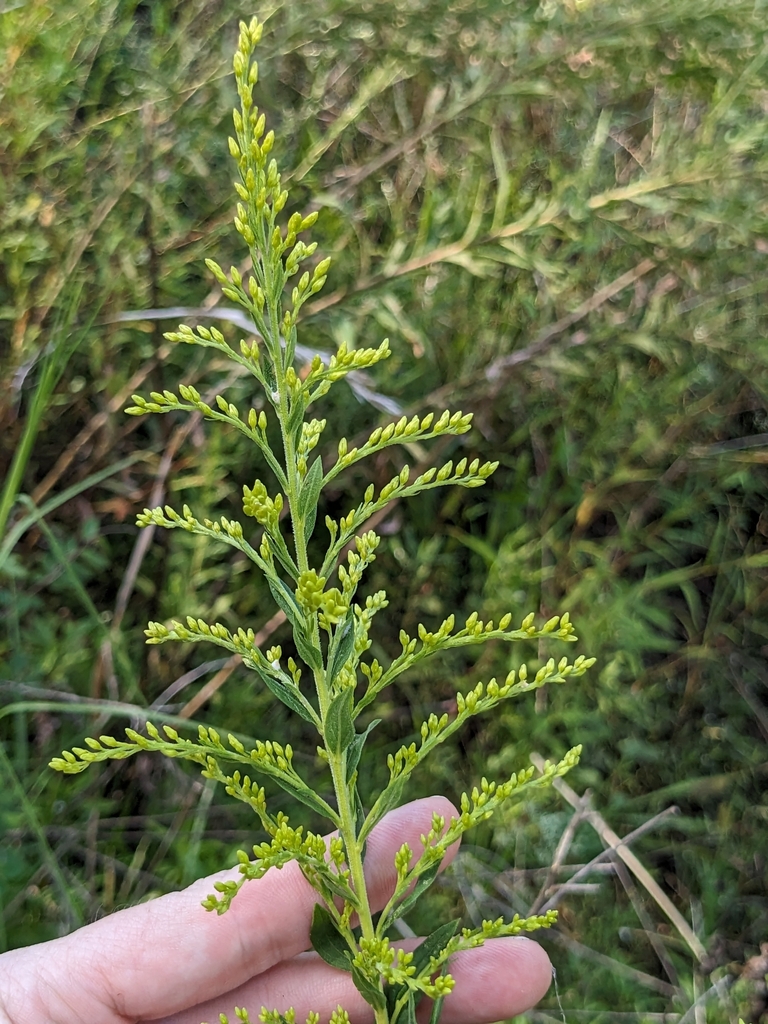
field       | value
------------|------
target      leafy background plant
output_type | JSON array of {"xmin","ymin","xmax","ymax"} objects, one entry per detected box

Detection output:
[{"xmin": 1, "ymin": 2, "xmax": 767, "ymax": 1022}]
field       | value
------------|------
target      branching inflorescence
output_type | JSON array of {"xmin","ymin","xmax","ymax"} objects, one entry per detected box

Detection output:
[{"xmin": 51, "ymin": 18, "xmax": 594, "ymax": 1024}]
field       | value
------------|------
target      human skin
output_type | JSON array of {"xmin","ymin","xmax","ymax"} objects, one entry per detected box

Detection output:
[{"xmin": 0, "ymin": 796, "xmax": 552, "ymax": 1024}]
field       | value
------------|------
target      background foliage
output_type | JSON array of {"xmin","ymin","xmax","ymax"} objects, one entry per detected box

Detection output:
[{"xmin": 1, "ymin": 1, "xmax": 767, "ymax": 1021}]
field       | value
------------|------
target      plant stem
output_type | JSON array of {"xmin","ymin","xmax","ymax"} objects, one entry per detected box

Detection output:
[
  {"xmin": 328, "ymin": 748, "xmax": 390, "ymax": 1024},
  {"xmin": 261, "ymin": 76, "xmax": 389, "ymax": 1016},
  {"xmin": 329, "ymin": 752, "xmax": 374, "ymax": 937},
  {"xmin": 274, "ymin": 364, "xmax": 386, "ymax": 1014}
]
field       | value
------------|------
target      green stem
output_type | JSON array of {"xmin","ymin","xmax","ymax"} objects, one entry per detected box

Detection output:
[
  {"xmin": 254, "ymin": 64, "xmax": 387, "ymax": 1020},
  {"xmin": 328, "ymin": 747, "xmax": 390, "ymax": 1024}
]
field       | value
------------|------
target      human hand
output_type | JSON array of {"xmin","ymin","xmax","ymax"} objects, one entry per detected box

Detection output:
[{"xmin": 0, "ymin": 796, "xmax": 552, "ymax": 1024}]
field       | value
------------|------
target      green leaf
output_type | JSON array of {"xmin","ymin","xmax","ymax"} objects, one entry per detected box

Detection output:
[
  {"xmin": 325, "ymin": 687, "xmax": 355, "ymax": 755},
  {"xmin": 270, "ymin": 769, "xmax": 335, "ymax": 820},
  {"xmin": 360, "ymin": 776, "xmax": 405, "ymax": 840},
  {"xmin": 353, "ymin": 781, "xmax": 369, "ymax": 861},
  {"xmin": 305, "ymin": 499, "xmax": 319, "ymax": 541},
  {"xmin": 317, "ymin": 868, "xmax": 359, "ymax": 905},
  {"xmin": 260, "ymin": 671, "xmax": 317, "ymax": 725},
  {"xmin": 294, "ymin": 624, "xmax": 323, "ymax": 673},
  {"xmin": 310, "ymin": 903, "xmax": 353, "ymax": 971},
  {"xmin": 286, "ymin": 398, "xmax": 308, "ymax": 440},
  {"xmin": 353, "ymin": 783, "xmax": 366, "ymax": 835},
  {"xmin": 327, "ymin": 614, "xmax": 356, "ymax": 686},
  {"xmin": 411, "ymin": 918, "xmax": 460, "ymax": 976},
  {"xmin": 299, "ymin": 456, "xmax": 323, "ymax": 535},
  {"xmin": 392, "ymin": 860, "xmax": 442, "ymax": 921},
  {"xmin": 266, "ymin": 576, "xmax": 302, "ymax": 627},
  {"xmin": 351, "ymin": 963, "xmax": 386, "ymax": 1013},
  {"xmin": 346, "ymin": 718, "xmax": 381, "ymax": 783}
]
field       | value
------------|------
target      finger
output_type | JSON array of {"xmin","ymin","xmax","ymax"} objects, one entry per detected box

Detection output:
[
  {"xmin": 153, "ymin": 936, "xmax": 552, "ymax": 1024},
  {"xmin": 428, "ymin": 937, "xmax": 553, "ymax": 1024},
  {"xmin": 154, "ymin": 952, "xmax": 371, "ymax": 1024},
  {"xmin": 0, "ymin": 796, "xmax": 459, "ymax": 1024}
]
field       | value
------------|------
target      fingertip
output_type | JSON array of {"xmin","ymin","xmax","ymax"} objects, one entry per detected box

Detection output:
[
  {"xmin": 439, "ymin": 937, "xmax": 554, "ymax": 1024},
  {"xmin": 512, "ymin": 936, "xmax": 555, "ymax": 1005},
  {"xmin": 493, "ymin": 936, "xmax": 554, "ymax": 1007}
]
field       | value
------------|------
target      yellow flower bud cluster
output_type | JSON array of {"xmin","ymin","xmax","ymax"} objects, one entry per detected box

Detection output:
[{"xmin": 243, "ymin": 479, "xmax": 284, "ymax": 529}]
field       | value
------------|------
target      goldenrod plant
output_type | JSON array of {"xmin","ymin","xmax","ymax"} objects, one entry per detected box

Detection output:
[{"xmin": 51, "ymin": 18, "xmax": 593, "ymax": 1024}]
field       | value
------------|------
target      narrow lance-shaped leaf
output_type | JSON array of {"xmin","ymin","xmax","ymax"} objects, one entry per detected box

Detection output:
[
  {"xmin": 327, "ymin": 614, "xmax": 356, "ymax": 687},
  {"xmin": 325, "ymin": 687, "xmax": 355, "ymax": 756},
  {"xmin": 346, "ymin": 718, "xmax": 380, "ymax": 783},
  {"xmin": 411, "ymin": 918, "xmax": 460, "ymax": 976},
  {"xmin": 351, "ymin": 963, "xmax": 386, "ymax": 1014},
  {"xmin": 299, "ymin": 455, "xmax": 323, "ymax": 537},
  {"xmin": 266, "ymin": 576, "xmax": 303, "ymax": 627},
  {"xmin": 310, "ymin": 903, "xmax": 353, "ymax": 972},
  {"xmin": 250, "ymin": 661, "xmax": 318, "ymax": 726},
  {"xmin": 293, "ymin": 624, "xmax": 323, "ymax": 673}
]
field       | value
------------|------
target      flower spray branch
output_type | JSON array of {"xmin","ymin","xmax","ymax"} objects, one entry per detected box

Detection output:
[{"xmin": 51, "ymin": 18, "xmax": 594, "ymax": 1024}]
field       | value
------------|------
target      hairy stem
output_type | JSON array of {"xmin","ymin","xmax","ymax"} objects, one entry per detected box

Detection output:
[{"xmin": 328, "ymin": 747, "xmax": 388, "ymax": 1024}]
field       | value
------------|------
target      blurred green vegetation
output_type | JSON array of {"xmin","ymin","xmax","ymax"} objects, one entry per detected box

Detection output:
[{"xmin": 1, "ymin": 0, "xmax": 767, "ymax": 1020}]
